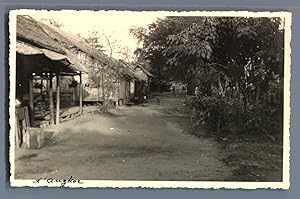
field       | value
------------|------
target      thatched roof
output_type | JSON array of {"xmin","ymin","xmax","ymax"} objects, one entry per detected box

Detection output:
[
  {"xmin": 39, "ymin": 18, "xmax": 145, "ymax": 81},
  {"xmin": 39, "ymin": 20, "xmax": 111, "ymax": 66},
  {"xmin": 17, "ymin": 40, "xmax": 86, "ymax": 75},
  {"xmin": 17, "ymin": 15, "xmax": 88, "ymax": 73},
  {"xmin": 17, "ymin": 15, "xmax": 143, "ymax": 81},
  {"xmin": 118, "ymin": 61, "xmax": 147, "ymax": 82},
  {"xmin": 135, "ymin": 64, "xmax": 153, "ymax": 77},
  {"xmin": 17, "ymin": 16, "xmax": 63, "ymax": 53}
]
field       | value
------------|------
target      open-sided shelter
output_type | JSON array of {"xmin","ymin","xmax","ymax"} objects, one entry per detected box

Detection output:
[{"xmin": 16, "ymin": 15, "xmax": 88, "ymax": 129}]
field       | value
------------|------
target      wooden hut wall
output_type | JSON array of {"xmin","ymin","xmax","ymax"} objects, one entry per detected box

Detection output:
[
  {"xmin": 125, "ymin": 80, "xmax": 130, "ymax": 100},
  {"xmin": 130, "ymin": 79, "xmax": 135, "ymax": 98},
  {"xmin": 74, "ymin": 50, "xmax": 122, "ymax": 102},
  {"xmin": 134, "ymin": 81, "xmax": 147, "ymax": 102},
  {"xmin": 16, "ymin": 56, "xmax": 27, "ymax": 102},
  {"xmin": 118, "ymin": 77, "xmax": 126, "ymax": 100},
  {"xmin": 67, "ymin": 40, "xmax": 133, "ymax": 104}
]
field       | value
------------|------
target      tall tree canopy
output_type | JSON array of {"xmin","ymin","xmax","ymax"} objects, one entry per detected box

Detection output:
[
  {"xmin": 131, "ymin": 16, "xmax": 283, "ymax": 94},
  {"xmin": 131, "ymin": 16, "xmax": 284, "ymax": 134}
]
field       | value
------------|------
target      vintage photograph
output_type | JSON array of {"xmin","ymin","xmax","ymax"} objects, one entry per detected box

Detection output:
[{"xmin": 9, "ymin": 10, "xmax": 291, "ymax": 188}]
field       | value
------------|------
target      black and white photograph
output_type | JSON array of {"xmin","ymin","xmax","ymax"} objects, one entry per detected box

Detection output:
[{"xmin": 9, "ymin": 10, "xmax": 291, "ymax": 189}]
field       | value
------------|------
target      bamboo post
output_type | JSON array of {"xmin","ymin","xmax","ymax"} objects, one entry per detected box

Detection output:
[
  {"xmin": 49, "ymin": 76, "xmax": 54, "ymax": 125},
  {"xmin": 46, "ymin": 77, "xmax": 49, "ymax": 95},
  {"xmin": 147, "ymin": 78, "xmax": 150, "ymax": 98},
  {"xmin": 56, "ymin": 74, "xmax": 60, "ymax": 125},
  {"xmin": 79, "ymin": 72, "xmax": 83, "ymax": 114},
  {"xmin": 40, "ymin": 79, "xmax": 43, "ymax": 95},
  {"xmin": 28, "ymin": 74, "xmax": 34, "ymax": 126},
  {"xmin": 97, "ymin": 85, "xmax": 99, "ymax": 104}
]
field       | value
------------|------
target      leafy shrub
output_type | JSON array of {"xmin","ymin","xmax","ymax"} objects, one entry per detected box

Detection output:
[
  {"xmin": 186, "ymin": 93, "xmax": 281, "ymax": 135},
  {"xmin": 245, "ymin": 102, "xmax": 281, "ymax": 134}
]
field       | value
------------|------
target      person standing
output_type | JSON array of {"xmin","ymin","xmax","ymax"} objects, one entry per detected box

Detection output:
[
  {"xmin": 172, "ymin": 85, "xmax": 176, "ymax": 95},
  {"xmin": 194, "ymin": 86, "xmax": 199, "ymax": 96}
]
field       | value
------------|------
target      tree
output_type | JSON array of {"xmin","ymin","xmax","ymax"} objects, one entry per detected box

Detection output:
[
  {"xmin": 130, "ymin": 17, "xmax": 215, "ymax": 92},
  {"xmin": 83, "ymin": 31, "xmax": 126, "ymax": 102},
  {"xmin": 41, "ymin": 18, "xmax": 64, "ymax": 28},
  {"xmin": 130, "ymin": 18, "xmax": 177, "ymax": 91},
  {"xmin": 84, "ymin": 31, "xmax": 105, "ymax": 51},
  {"xmin": 132, "ymin": 16, "xmax": 284, "ymax": 134}
]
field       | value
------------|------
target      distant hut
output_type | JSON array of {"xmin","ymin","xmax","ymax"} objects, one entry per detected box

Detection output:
[
  {"xmin": 117, "ymin": 61, "xmax": 146, "ymax": 104},
  {"xmin": 133, "ymin": 64, "xmax": 153, "ymax": 102}
]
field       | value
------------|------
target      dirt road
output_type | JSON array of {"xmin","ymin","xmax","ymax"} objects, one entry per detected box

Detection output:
[{"xmin": 15, "ymin": 94, "xmax": 233, "ymax": 181}]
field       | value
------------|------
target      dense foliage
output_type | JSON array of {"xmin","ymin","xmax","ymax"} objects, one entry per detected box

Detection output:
[{"xmin": 131, "ymin": 16, "xmax": 284, "ymax": 134}]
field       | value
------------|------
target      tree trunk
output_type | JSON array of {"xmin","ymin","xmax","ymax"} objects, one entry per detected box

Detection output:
[
  {"xmin": 186, "ymin": 78, "xmax": 195, "ymax": 95},
  {"xmin": 158, "ymin": 78, "xmax": 162, "ymax": 92},
  {"xmin": 218, "ymin": 76, "xmax": 225, "ymax": 97},
  {"xmin": 101, "ymin": 66, "xmax": 105, "ymax": 101}
]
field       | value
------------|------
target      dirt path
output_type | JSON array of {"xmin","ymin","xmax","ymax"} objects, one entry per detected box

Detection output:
[{"xmin": 15, "ymin": 94, "xmax": 233, "ymax": 181}]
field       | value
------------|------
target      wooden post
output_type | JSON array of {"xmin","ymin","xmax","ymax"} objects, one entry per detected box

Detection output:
[
  {"xmin": 79, "ymin": 72, "xmax": 83, "ymax": 114},
  {"xmin": 56, "ymin": 74, "xmax": 60, "ymax": 125},
  {"xmin": 49, "ymin": 76, "xmax": 54, "ymax": 125},
  {"xmin": 15, "ymin": 116, "xmax": 21, "ymax": 148},
  {"xmin": 40, "ymin": 79, "xmax": 43, "ymax": 95},
  {"xmin": 97, "ymin": 86, "xmax": 99, "ymax": 104},
  {"xmin": 46, "ymin": 77, "xmax": 49, "ymax": 95},
  {"xmin": 147, "ymin": 78, "xmax": 151, "ymax": 98},
  {"xmin": 28, "ymin": 75, "xmax": 34, "ymax": 126},
  {"xmin": 46, "ymin": 79, "xmax": 49, "ymax": 94}
]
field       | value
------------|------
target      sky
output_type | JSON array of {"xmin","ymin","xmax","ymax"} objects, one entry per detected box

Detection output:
[
  {"xmin": 28, "ymin": 10, "xmax": 288, "ymax": 61},
  {"xmin": 30, "ymin": 11, "xmax": 163, "ymax": 61}
]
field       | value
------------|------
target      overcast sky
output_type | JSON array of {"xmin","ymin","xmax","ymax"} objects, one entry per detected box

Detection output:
[
  {"xmin": 30, "ymin": 11, "xmax": 162, "ymax": 61},
  {"xmin": 28, "ymin": 10, "xmax": 287, "ymax": 61}
]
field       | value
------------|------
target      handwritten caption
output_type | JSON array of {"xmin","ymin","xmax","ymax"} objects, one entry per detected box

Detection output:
[{"xmin": 34, "ymin": 176, "xmax": 83, "ymax": 187}]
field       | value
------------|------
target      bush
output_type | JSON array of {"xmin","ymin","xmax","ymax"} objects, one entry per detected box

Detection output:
[
  {"xmin": 186, "ymin": 94, "xmax": 235, "ymax": 132},
  {"xmin": 98, "ymin": 99, "xmax": 115, "ymax": 112},
  {"xmin": 185, "ymin": 93, "xmax": 281, "ymax": 135},
  {"xmin": 245, "ymin": 102, "xmax": 281, "ymax": 134}
]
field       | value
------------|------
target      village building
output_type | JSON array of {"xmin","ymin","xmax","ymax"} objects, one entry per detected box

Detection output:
[
  {"xmin": 16, "ymin": 15, "xmax": 90, "ymax": 148},
  {"xmin": 115, "ymin": 61, "xmax": 152, "ymax": 104},
  {"xmin": 15, "ymin": 16, "xmax": 152, "ymax": 148},
  {"xmin": 47, "ymin": 23, "xmax": 147, "ymax": 107},
  {"xmin": 133, "ymin": 64, "xmax": 153, "ymax": 102},
  {"xmin": 40, "ymin": 22, "xmax": 152, "ymax": 107},
  {"xmin": 80, "ymin": 58, "xmax": 140, "ymax": 106}
]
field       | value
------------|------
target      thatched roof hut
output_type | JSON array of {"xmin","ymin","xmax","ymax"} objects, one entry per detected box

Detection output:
[
  {"xmin": 17, "ymin": 15, "xmax": 146, "ymax": 81},
  {"xmin": 117, "ymin": 60, "xmax": 147, "ymax": 82},
  {"xmin": 17, "ymin": 15, "xmax": 88, "ymax": 74},
  {"xmin": 26, "ymin": 16, "xmax": 142, "ymax": 83}
]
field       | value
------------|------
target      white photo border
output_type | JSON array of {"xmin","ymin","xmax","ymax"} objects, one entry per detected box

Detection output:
[{"xmin": 9, "ymin": 9, "xmax": 292, "ymax": 189}]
